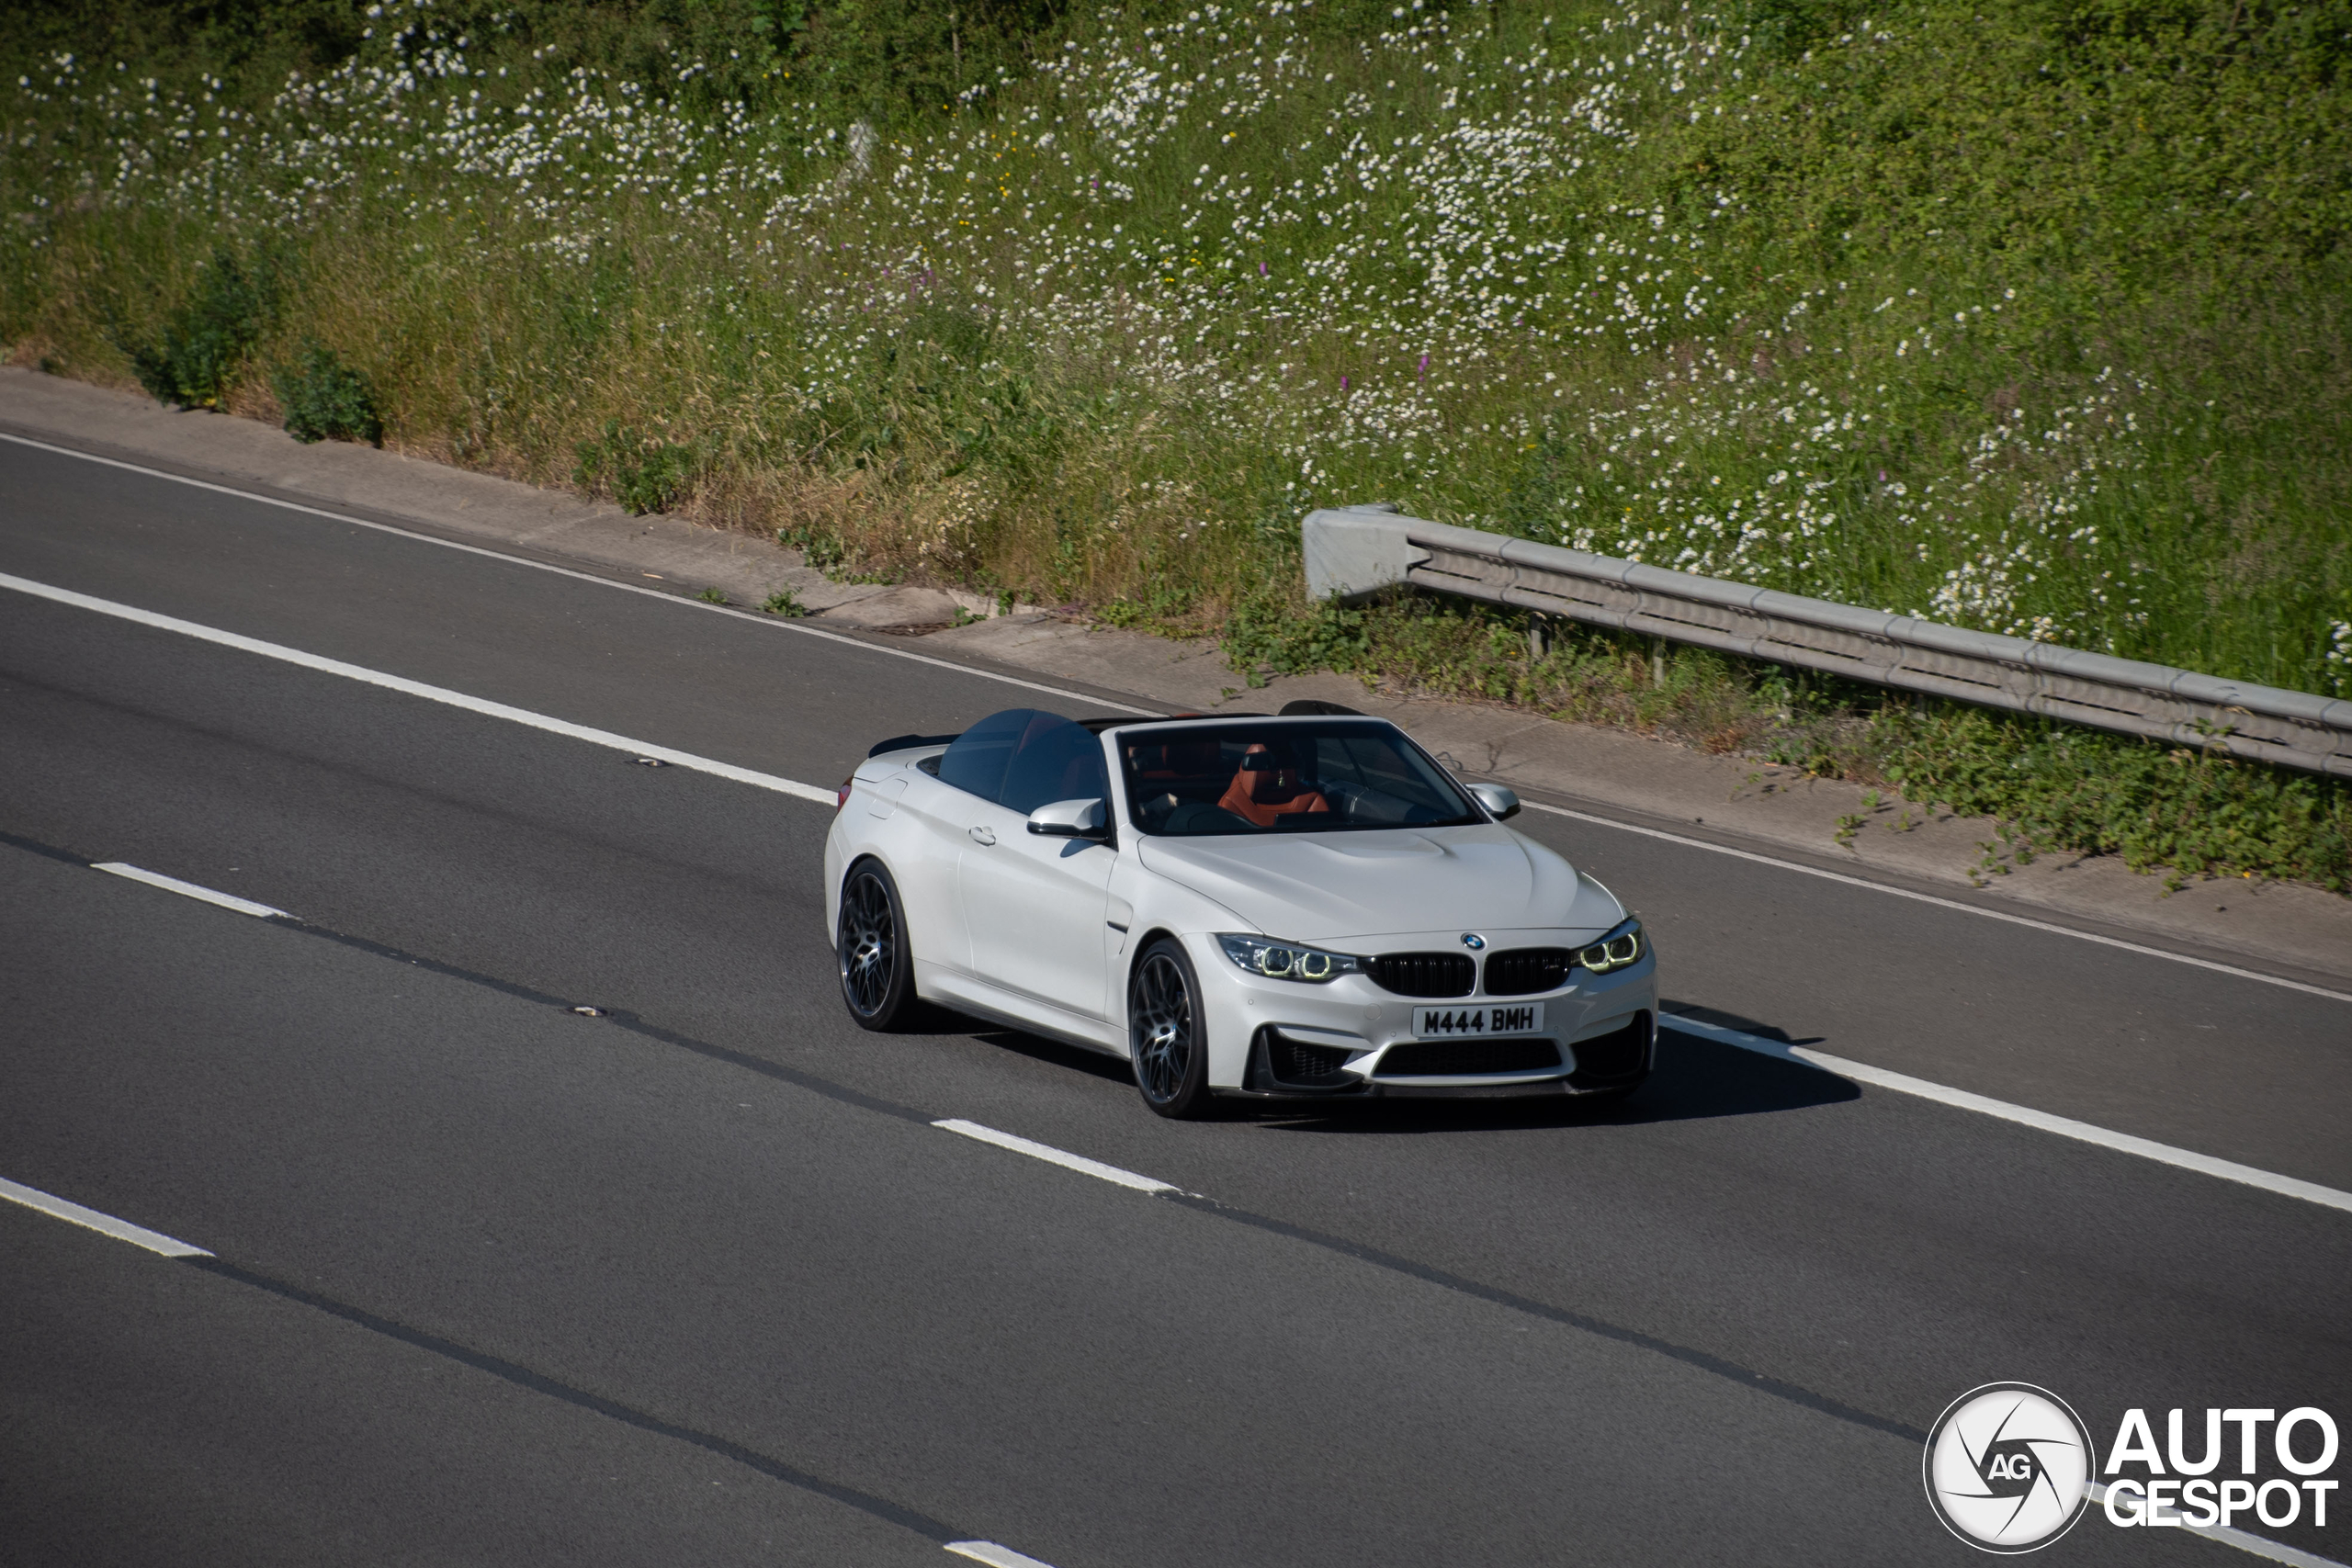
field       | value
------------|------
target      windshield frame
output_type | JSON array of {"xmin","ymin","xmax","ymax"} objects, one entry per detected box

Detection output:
[{"xmin": 1112, "ymin": 716, "xmax": 1487, "ymax": 838}]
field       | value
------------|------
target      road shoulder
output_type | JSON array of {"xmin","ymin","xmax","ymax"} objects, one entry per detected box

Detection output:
[{"xmin": 6, "ymin": 363, "xmax": 2346, "ymax": 986}]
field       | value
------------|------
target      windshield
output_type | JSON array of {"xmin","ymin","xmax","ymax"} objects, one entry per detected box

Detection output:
[{"xmin": 1119, "ymin": 720, "xmax": 1482, "ymax": 836}]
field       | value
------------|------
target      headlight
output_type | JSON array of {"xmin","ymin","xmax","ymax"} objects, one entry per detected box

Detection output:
[
  {"xmin": 1216, "ymin": 933, "xmax": 1363, "ymax": 983},
  {"xmin": 1573, "ymin": 918, "xmax": 1645, "ymax": 975}
]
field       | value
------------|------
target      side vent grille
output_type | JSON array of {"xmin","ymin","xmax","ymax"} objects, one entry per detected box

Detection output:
[
  {"xmin": 1266, "ymin": 1033, "xmax": 1355, "ymax": 1089},
  {"xmin": 1568, "ymin": 1012, "xmax": 1651, "ymax": 1086}
]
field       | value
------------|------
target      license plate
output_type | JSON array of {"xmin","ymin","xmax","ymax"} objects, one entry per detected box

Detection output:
[{"xmin": 1413, "ymin": 1003, "xmax": 1543, "ymax": 1038}]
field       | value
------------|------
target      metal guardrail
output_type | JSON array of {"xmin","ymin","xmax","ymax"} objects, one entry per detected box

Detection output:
[{"xmin": 1303, "ymin": 504, "xmax": 2352, "ymax": 778}]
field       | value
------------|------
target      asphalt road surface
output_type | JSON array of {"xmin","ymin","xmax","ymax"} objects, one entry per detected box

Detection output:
[{"xmin": 3, "ymin": 435, "xmax": 2346, "ymax": 1566}]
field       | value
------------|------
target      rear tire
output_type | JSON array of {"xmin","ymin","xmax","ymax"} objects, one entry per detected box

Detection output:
[
  {"xmin": 837, "ymin": 862, "xmax": 918, "ymax": 1031},
  {"xmin": 1129, "ymin": 939, "xmax": 1212, "ymax": 1119}
]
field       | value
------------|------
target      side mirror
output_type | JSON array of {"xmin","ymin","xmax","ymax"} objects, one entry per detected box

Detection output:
[
  {"xmin": 1468, "ymin": 782, "xmax": 1521, "ymax": 821},
  {"xmin": 1027, "ymin": 797, "xmax": 1110, "ymax": 839}
]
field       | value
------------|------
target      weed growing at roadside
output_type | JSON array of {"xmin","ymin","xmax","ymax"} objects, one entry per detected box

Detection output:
[
  {"xmin": 576, "ymin": 423, "xmax": 696, "ymax": 515},
  {"xmin": 112, "ymin": 245, "xmax": 279, "ymax": 411},
  {"xmin": 779, "ymin": 525, "xmax": 850, "ymax": 574},
  {"xmin": 271, "ymin": 341, "xmax": 381, "ymax": 445},
  {"xmin": 696, "ymin": 585, "xmax": 729, "ymax": 604},
  {"xmin": 761, "ymin": 588, "xmax": 807, "ymax": 615},
  {"xmin": 5, "ymin": 0, "xmax": 2346, "ymax": 887}
]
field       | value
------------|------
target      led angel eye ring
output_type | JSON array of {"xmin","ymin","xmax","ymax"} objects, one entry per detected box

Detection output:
[{"xmin": 1299, "ymin": 951, "xmax": 1331, "ymax": 980}]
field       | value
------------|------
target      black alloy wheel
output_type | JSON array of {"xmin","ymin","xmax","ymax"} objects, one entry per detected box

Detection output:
[
  {"xmin": 1129, "ymin": 939, "xmax": 1211, "ymax": 1119},
  {"xmin": 838, "ymin": 862, "xmax": 916, "ymax": 1030}
]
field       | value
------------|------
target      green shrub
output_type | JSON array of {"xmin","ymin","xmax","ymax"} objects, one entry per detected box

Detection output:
[
  {"xmin": 1224, "ymin": 595, "xmax": 1374, "ymax": 687},
  {"xmin": 1876, "ymin": 708, "xmax": 2351, "ymax": 890},
  {"xmin": 574, "ymin": 423, "xmax": 696, "ymax": 514},
  {"xmin": 271, "ymin": 342, "xmax": 382, "ymax": 445},
  {"xmin": 120, "ymin": 246, "xmax": 279, "ymax": 411},
  {"xmin": 778, "ymin": 524, "xmax": 851, "ymax": 573}
]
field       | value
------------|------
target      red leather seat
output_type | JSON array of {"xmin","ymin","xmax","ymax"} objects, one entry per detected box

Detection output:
[{"xmin": 1218, "ymin": 744, "xmax": 1330, "ymax": 828}]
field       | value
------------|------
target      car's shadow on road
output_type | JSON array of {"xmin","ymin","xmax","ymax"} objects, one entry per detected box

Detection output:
[
  {"xmin": 954, "ymin": 1001, "xmax": 1859, "ymax": 1132},
  {"xmin": 957, "ymin": 1021, "xmax": 1138, "ymax": 1085},
  {"xmin": 1239, "ymin": 1002, "xmax": 1858, "ymax": 1135}
]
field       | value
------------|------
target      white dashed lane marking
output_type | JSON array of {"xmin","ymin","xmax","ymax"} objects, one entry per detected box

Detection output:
[
  {"xmin": 11, "ymin": 432, "xmax": 2336, "ymax": 1006},
  {"xmin": 0, "ymin": 1173, "xmax": 1075, "ymax": 1564},
  {"xmin": 7, "ymin": 569, "xmax": 2346, "ymax": 1216},
  {"xmin": 932, "ymin": 1120, "xmax": 1177, "ymax": 1195},
  {"xmin": 946, "ymin": 1542, "xmax": 1063, "ymax": 1568},
  {"xmin": 92, "ymin": 861, "xmax": 288, "ymax": 919},
  {"xmin": 0, "ymin": 1175, "xmax": 211, "ymax": 1258}
]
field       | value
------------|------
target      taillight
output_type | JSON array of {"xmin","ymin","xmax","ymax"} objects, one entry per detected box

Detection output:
[{"xmin": 836, "ymin": 776, "xmax": 854, "ymax": 811}]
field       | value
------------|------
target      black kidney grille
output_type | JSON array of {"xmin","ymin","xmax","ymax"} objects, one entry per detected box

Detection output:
[
  {"xmin": 1267, "ymin": 1034, "xmax": 1354, "ymax": 1088},
  {"xmin": 1364, "ymin": 953, "xmax": 1476, "ymax": 998},
  {"xmin": 1482, "ymin": 948, "xmax": 1574, "ymax": 996},
  {"xmin": 1377, "ymin": 1038, "xmax": 1563, "ymax": 1077}
]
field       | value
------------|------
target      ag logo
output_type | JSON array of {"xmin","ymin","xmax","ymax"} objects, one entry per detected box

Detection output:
[{"xmin": 1924, "ymin": 1383, "xmax": 2093, "ymax": 1552}]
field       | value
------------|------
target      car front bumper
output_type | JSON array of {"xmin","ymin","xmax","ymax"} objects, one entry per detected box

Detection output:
[{"xmin": 1182, "ymin": 929, "xmax": 1659, "ymax": 1098}]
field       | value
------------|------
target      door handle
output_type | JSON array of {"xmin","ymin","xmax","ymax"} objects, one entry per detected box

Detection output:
[{"xmin": 967, "ymin": 824, "xmax": 997, "ymax": 846}]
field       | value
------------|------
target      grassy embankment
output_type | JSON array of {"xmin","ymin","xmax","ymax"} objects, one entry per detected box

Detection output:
[{"xmin": 3, "ymin": 0, "xmax": 2346, "ymax": 886}]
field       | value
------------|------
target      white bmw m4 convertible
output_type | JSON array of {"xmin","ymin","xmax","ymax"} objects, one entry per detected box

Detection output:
[{"xmin": 823, "ymin": 705, "xmax": 1658, "ymax": 1119}]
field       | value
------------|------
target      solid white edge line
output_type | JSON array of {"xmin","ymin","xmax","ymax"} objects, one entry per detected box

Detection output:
[
  {"xmin": 1660, "ymin": 1014, "xmax": 2352, "ymax": 1215},
  {"xmin": 0, "ymin": 430, "xmax": 1158, "ymax": 717},
  {"xmin": 932, "ymin": 1119, "xmax": 1175, "ymax": 1195},
  {"xmin": 0, "ymin": 1175, "xmax": 211, "ymax": 1258},
  {"xmin": 92, "ymin": 861, "xmax": 288, "ymax": 919},
  {"xmin": 944, "ymin": 1543, "xmax": 1061, "ymax": 1568},
  {"xmin": 10, "ymin": 444, "xmax": 2346, "ymax": 1209},
  {"xmin": 0, "ymin": 570, "xmax": 837, "ymax": 806},
  {"xmin": 11, "ymin": 426, "xmax": 2339, "ymax": 1003},
  {"xmin": 2087, "ymin": 1482, "xmax": 2349, "ymax": 1567},
  {"xmin": 1525, "ymin": 801, "xmax": 2352, "ymax": 1007}
]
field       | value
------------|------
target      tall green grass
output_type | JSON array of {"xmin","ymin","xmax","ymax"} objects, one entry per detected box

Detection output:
[{"xmin": 3, "ymin": 0, "xmax": 2346, "ymax": 881}]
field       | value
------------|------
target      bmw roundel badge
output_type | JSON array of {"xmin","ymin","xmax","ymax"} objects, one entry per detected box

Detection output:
[{"xmin": 1461, "ymin": 933, "xmax": 1486, "ymax": 950}]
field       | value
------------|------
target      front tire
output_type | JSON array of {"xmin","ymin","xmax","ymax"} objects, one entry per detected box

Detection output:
[
  {"xmin": 1129, "ymin": 939, "xmax": 1212, "ymax": 1119},
  {"xmin": 837, "ymin": 862, "xmax": 918, "ymax": 1031}
]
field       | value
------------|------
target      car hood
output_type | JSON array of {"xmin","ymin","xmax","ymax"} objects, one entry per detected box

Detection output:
[{"xmin": 1137, "ymin": 825, "xmax": 1623, "ymax": 945}]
